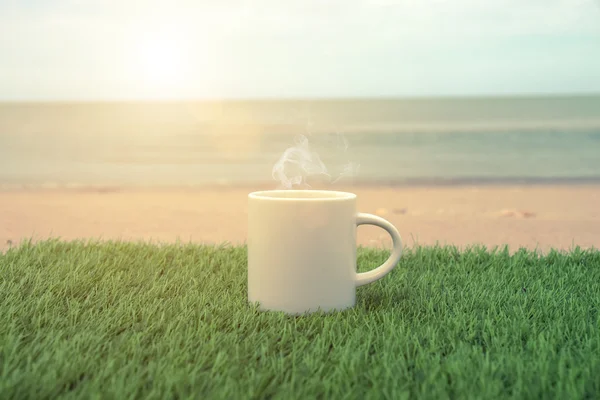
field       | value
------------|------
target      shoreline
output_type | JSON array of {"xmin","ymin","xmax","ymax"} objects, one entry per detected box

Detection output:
[{"xmin": 1, "ymin": 184, "xmax": 599, "ymax": 253}]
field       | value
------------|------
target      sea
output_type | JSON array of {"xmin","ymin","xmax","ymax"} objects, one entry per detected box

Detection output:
[{"xmin": 1, "ymin": 95, "xmax": 599, "ymax": 189}]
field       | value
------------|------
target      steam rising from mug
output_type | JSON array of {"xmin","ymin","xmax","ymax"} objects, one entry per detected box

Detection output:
[{"xmin": 272, "ymin": 133, "xmax": 360, "ymax": 189}]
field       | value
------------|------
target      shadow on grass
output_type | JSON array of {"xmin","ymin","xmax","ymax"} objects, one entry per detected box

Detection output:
[{"xmin": 358, "ymin": 287, "xmax": 412, "ymax": 312}]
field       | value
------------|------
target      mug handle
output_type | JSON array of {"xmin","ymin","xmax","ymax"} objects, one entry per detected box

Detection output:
[{"xmin": 355, "ymin": 212, "xmax": 403, "ymax": 287}]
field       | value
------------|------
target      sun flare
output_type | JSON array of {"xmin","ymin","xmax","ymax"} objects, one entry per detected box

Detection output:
[{"xmin": 136, "ymin": 31, "xmax": 188, "ymax": 92}]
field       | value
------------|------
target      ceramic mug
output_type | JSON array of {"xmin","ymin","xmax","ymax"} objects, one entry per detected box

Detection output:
[{"xmin": 247, "ymin": 190, "xmax": 403, "ymax": 314}]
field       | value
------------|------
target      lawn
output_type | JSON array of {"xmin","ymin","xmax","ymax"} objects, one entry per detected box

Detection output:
[{"xmin": 1, "ymin": 240, "xmax": 599, "ymax": 399}]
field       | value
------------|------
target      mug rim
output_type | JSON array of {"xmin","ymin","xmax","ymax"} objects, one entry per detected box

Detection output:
[{"xmin": 249, "ymin": 189, "xmax": 356, "ymax": 201}]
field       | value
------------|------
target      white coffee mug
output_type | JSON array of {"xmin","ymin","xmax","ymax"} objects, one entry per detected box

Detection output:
[{"xmin": 247, "ymin": 190, "xmax": 403, "ymax": 314}]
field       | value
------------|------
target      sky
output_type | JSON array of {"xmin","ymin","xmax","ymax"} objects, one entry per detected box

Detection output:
[{"xmin": 1, "ymin": 0, "xmax": 600, "ymax": 100}]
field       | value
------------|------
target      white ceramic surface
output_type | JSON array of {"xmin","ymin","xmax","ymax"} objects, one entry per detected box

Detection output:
[{"xmin": 247, "ymin": 190, "xmax": 403, "ymax": 314}]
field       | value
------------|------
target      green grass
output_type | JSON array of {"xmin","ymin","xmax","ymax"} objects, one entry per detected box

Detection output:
[{"xmin": 1, "ymin": 240, "xmax": 599, "ymax": 400}]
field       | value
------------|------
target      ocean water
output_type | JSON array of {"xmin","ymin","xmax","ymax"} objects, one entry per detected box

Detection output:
[{"xmin": 1, "ymin": 96, "xmax": 600, "ymax": 189}]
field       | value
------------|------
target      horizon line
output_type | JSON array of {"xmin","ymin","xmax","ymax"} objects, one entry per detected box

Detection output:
[{"xmin": 1, "ymin": 91, "xmax": 600, "ymax": 104}]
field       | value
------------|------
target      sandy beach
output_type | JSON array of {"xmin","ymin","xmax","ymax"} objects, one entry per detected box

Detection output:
[{"xmin": 1, "ymin": 185, "xmax": 599, "ymax": 253}]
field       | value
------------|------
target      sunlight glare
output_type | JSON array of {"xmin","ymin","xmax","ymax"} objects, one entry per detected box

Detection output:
[{"xmin": 137, "ymin": 31, "xmax": 187, "ymax": 93}]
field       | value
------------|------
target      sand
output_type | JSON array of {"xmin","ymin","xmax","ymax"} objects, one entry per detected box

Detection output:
[{"xmin": 1, "ymin": 185, "xmax": 599, "ymax": 253}]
